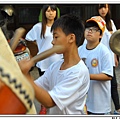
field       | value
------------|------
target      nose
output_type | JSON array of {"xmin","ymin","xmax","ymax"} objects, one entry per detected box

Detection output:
[
  {"xmin": 101, "ymin": 7, "xmax": 105, "ymax": 11},
  {"xmin": 51, "ymin": 39, "xmax": 54, "ymax": 45},
  {"xmin": 50, "ymin": 10, "xmax": 53, "ymax": 14}
]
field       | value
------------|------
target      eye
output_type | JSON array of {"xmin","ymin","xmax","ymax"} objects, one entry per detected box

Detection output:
[
  {"xmin": 53, "ymin": 35, "xmax": 58, "ymax": 39},
  {"xmin": 55, "ymin": 36, "xmax": 58, "ymax": 39},
  {"xmin": 92, "ymin": 28, "xmax": 98, "ymax": 32}
]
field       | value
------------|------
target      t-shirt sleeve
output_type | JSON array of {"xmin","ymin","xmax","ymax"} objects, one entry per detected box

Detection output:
[
  {"xmin": 34, "ymin": 66, "xmax": 52, "ymax": 90},
  {"xmin": 25, "ymin": 23, "xmax": 41, "ymax": 41}
]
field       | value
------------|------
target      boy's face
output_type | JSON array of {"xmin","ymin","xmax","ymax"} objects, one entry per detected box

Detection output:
[
  {"xmin": 51, "ymin": 27, "xmax": 70, "ymax": 54},
  {"xmin": 84, "ymin": 26, "xmax": 102, "ymax": 42}
]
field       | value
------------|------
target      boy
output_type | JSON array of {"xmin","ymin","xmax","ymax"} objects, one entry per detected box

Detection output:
[
  {"xmin": 19, "ymin": 14, "xmax": 90, "ymax": 114},
  {"xmin": 78, "ymin": 16, "xmax": 113, "ymax": 115}
]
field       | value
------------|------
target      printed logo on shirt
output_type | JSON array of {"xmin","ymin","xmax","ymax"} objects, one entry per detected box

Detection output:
[{"xmin": 91, "ymin": 58, "xmax": 98, "ymax": 67}]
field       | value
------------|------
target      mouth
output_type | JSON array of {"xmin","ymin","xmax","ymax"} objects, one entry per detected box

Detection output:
[
  {"xmin": 49, "ymin": 16, "xmax": 54, "ymax": 18},
  {"xmin": 101, "ymin": 13, "xmax": 105, "ymax": 15},
  {"xmin": 87, "ymin": 34, "xmax": 92, "ymax": 37}
]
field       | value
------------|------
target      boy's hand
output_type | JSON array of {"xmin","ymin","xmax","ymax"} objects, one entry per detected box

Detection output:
[{"xmin": 18, "ymin": 59, "xmax": 34, "ymax": 75}]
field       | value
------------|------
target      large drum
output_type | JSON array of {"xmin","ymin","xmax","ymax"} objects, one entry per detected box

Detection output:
[
  {"xmin": 0, "ymin": 27, "xmax": 64, "ymax": 114},
  {"xmin": 0, "ymin": 81, "xmax": 27, "ymax": 114},
  {"xmin": 0, "ymin": 28, "xmax": 35, "ymax": 114},
  {"xmin": 0, "ymin": 55, "xmax": 35, "ymax": 114}
]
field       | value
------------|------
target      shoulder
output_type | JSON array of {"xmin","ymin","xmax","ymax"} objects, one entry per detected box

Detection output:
[
  {"xmin": 110, "ymin": 19, "xmax": 114, "ymax": 24},
  {"xmin": 49, "ymin": 59, "xmax": 63, "ymax": 69},
  {"xmin": 32, "ymin": 22, "xmax": 42, "ymax": 29},
  {"xmin": 79, "ymin": 60, "xmax": 88, "ymax": 71},
  {"xmin": 78, "ymin": 44, "xmax": 86, "ymax": 51},
  {"xmin": 98, "ymin": 43, "xmax": 110, "ymax": 53},
  {"xmin": 110, "ymin": 19, "xmax": 116, "ymax": 29}
]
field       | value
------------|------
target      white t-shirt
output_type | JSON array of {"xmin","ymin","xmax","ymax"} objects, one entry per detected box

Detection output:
[
  {"xmin": 25, "ymin": 22, "xmax": 62, "ymax": 71},
  {"xmin": 101, "ymin": 20, "xmax": 117, "ymax": 67},
  {"xmin": 35, "ymin": 59, "xmax": 90, "ymax": 114},
  {"xmin": 78, "ymin": 43, "xmax": 113, "ymax": 113},
  {"xmin": 83, "ymin": 20, "xmax": 117, "ymax": 67}
]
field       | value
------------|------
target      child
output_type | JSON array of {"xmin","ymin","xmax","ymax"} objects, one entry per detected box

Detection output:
[
  {"xmin": 96, "ymin": 4, "xmax": 120, "ymax": 114},
  {"xmin": 19, "ymin": 14, "xmax": 90, "ymax": 114},
  {"xmin": 78, "ymin": 16, "xmax": 113, "ymax": 115}
]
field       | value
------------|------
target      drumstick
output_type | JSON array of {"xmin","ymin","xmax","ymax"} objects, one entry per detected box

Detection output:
[
  {"xmin": 9, "ymin": 27, "xmax": 26, "ymax": 51},
  {"xmin": 30, "ymin": 45, "xmax": 64, "ymax": 64}
]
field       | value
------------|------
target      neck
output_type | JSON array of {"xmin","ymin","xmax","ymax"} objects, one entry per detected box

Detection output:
[
  {"xmin": 46, "ymin": 19, "xmax": 54, "ymax": 27},
  {"xmin": 101, "ymin": 16, "xmax": 105, "ymax": 21},
  {"xmin": 86, "ymin": 41, "xmax": 100, "ymax": 50},
  {"xmin": 61, "ymin": 46, "xmax": 80, "ymax": 70}
]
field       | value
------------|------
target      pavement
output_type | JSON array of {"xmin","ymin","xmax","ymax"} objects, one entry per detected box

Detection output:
[{"xmin": 30, "ymin": 58, "xmax": 120, "ymax": 115}]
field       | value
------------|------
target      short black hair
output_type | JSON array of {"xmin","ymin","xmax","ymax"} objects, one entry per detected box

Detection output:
[
  {"xmin": 85, "ymin": 21, "xmax": 102, "ymax": 35},
  {"xmin": 51, "ymin": 14, "xmax": 85, "ymax": 47}
]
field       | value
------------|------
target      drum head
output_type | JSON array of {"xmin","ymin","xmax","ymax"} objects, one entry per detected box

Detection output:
[{"xmin": 109, "ymin": 29, "xmax": 120, "ymax": 56}]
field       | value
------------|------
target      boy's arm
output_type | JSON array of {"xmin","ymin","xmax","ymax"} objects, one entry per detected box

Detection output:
[
  {"xmin": 18, "ymin": 59, "xmax": 56, "ymax": 108},
  {"xmin": 25, "ymin": 74, "xmax": 56, "ymax": 108},
  {"xmin": 90, "ymin": 73, "xmax": 112, "ymax": 81},
  {"xmin": 114, "ymin": 54, "xmax": 119, "ymax": 67}
]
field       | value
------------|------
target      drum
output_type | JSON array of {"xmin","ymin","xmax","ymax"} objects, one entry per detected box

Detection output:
[
  {"xmin": 0, "ymin": 56, "xmax": 35, "ymax": 114},
  {"xmin": 0, "ymin": 28, "xmax": 35, "ymax": 114},
  {"xmin": 0, "ymin": 81, "xmax": 26, "ymax": 114},
  {"xmin": 0, "ymin": 27, "xmax": 63, "ymax": 114}
]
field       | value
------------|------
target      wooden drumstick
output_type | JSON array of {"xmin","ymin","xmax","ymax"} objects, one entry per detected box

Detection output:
[
  {"xmin": 9, "ymin": 27, "xmax": 26, "ymax": 51},
  {"xmin": 30, "ymin": 45, "xmax": 64, "ymax": 64}
]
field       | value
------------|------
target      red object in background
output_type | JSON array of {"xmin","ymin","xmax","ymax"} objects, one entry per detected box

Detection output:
[
  {"xmin": 39, "ymin": 105, "xmax": 47, "ymax": 115},
  {"xmin": 8, "ymin": 38, "xmax": 26, "ymax": 54}
]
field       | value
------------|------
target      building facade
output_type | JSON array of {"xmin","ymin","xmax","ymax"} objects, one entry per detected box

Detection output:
[{"xmin": 0, "ymin": 4, "xmax": 119, "ymax": 56}]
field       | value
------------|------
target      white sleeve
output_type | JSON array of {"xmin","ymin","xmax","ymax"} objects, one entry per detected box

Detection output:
[
  {"xmin": 111, "ymin": 19, "xmax": 117, "ymax": 32},
  {"xmin": 25, "ymin": 23, "xmax": 42, "ymax": 41},
  {"xmin": 34, "ymin": 68, "xmax": 51, "ymax": 91}
]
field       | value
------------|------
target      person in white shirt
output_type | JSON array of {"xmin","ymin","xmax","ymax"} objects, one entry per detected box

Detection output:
[
  {"xmin": 18, "ymin": 14, "xmax": 90, "ymax": 115},
  {"xmin": 25, "ymin": 4, "xmax": 62, "ymax": 114},
  {"xmin": 96, "ymin": 4, "xmax": 120, "ymax": 114},
  {"xmin": 78, "ymin": 16, "xmax": 113, "ymax": 114},
  {"xmin": 25, "ymin": 5, "xmax": 62, "ymax": 76}
]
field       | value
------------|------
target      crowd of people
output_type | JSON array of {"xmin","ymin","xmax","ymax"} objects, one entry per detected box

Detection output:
[{"xmin": 0, "ymin": 4, "xmax": 120, "ymax": 115}]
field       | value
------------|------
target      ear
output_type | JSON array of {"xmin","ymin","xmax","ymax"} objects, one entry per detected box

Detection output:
[
  {"xmin": 68, "ymin": 34, "xmax": 75, "ymax": 43},
  {"xmin": 99, "ymin": 34, "xmax": 102, "ymax": 39}
]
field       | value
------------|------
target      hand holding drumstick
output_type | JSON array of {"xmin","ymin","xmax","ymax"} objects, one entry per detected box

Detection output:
[{"xmin": 18, "ymin": 45, "xmax": 64, "ymax": 75}]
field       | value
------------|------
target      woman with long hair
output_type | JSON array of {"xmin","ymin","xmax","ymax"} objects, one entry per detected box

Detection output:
[{"xmin": 25, "ymin": 4, "xmax": 62, "ymax": 114}]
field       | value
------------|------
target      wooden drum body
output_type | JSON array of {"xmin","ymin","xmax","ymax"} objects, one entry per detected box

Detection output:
[
  {"xmin": 0, "ymin": 81, "xmax": 26, "ymax": 114},
  {"xmin": 0, "ymin": 57, "xmax": 35, "ymax": 114},
  {"xmin": 0, "ymin": 27, "xmax": 35, "ymax": 114}
]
